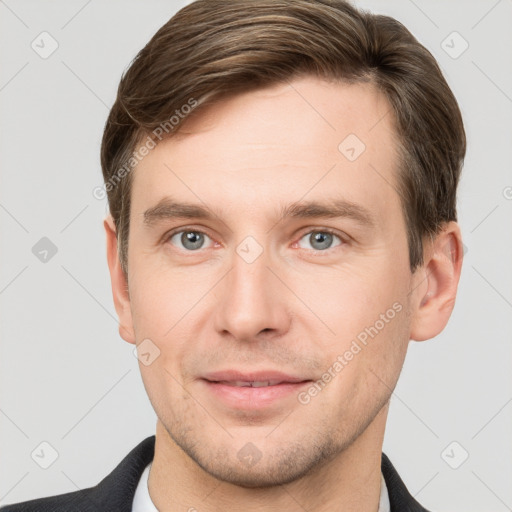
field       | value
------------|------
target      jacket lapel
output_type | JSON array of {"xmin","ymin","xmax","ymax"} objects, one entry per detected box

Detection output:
[{"xmin": 381, "ymin": 452, "xmax": 431, "ymax": 511}]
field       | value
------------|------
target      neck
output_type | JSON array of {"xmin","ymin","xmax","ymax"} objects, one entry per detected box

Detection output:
[{"xmin": 148, "ymin": 403, "xmax": 389, "ymax": 512}]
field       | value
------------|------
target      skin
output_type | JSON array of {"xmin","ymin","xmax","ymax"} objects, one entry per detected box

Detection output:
[{"xmin": 105, "ymin": 76, "xmax": 463, "ymax": 511}]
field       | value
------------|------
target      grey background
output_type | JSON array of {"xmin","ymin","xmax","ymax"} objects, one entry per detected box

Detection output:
[{"xmin": 1, "ymin": 0, "xmax": 511, "ymax": 510}]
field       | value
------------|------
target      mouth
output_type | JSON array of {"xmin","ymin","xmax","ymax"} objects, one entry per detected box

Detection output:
[
  {"xmin": 211, "ymin": 380, "xmax": 295, "ymax": 387},
  {"xmin": 200, "ymin": 370, "xmax": 313, "ymax": 409},
  {"xmin": 202, "ymin": 370, "xmax": 311, "ymax": 383}
]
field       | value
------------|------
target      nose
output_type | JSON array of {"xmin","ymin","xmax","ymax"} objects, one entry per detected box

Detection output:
[{"xmin": 213, "ymin": 242, "xmax": 291, "ymax": 342}]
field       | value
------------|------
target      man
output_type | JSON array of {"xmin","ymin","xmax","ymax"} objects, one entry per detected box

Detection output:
[{"xmin": 1, "ymin": 0, "xmax": 465, "ymax": 510}]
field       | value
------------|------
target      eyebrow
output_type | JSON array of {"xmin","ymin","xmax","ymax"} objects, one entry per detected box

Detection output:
[
  {"xmin": 281, "ymin": 200, "xmax": 375, "ymax": 227},
  {"xmin": 143, "ymin": 196, "xmax": 375, "ymax": 228},
  {"xmin": 143, "ymin": 199, "xmax": 216, "ymax": 226}
]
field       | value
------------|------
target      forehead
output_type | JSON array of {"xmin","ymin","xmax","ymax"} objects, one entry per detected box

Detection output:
[{"xmin": 131, "ymin": 76, "xmax": 402, "ymax": 227}]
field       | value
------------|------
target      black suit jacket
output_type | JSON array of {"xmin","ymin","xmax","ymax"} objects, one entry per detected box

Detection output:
[{"xmin": 0, "ymin": 436, "xmax": 430, "ymax": 511}]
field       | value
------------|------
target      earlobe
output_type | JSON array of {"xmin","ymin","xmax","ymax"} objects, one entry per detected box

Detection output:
[
  {"xmin": 104, "ymin": 215, "xmax": 136, "ymax": 344},
  {"xmin": 410, "ymin": 222, "xmax": 463, "ymax": 342}
]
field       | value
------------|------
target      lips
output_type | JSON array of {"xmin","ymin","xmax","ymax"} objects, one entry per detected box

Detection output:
[
  {"xmin": 202, "ymin": 370, "xmax": 311, "ymax": 386},
  {"xmin": 217, "ymin": 380, "xmax": 283, "ymax": 387},
  {"xmin": 200, "ymin": 370, "xmax": 313, "ymax": 409}
]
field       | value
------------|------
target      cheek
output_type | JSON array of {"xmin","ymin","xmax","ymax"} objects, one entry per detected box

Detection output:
[
  {"xmin": 129, "ymin": 265, "xmax": 208, "ymax": 363},
  {"xmin": 297, "ymin": 264, "xmax": 411, "ymax": 394},
  {"xmin": 295, "ymin": 262, "xmax": 407, "ymax": 333},
  {"xmin": 129, "ymin": 264, "xmax": 201, "ymax": 337},
  {"xmin": 138, "ymin": 358, "xmax": 195, "ymax": 430},
  {"xmin": 313, "ymin": 301, "xmax": 410, "ymax": 422}
]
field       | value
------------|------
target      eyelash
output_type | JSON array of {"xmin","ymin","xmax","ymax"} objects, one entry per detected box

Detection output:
[{"xmin": 163, "ymin": 227, "xmax": 346, "ymax": 254}]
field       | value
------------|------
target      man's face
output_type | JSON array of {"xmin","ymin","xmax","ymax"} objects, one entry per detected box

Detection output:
[{"xmin": 123, "ymin": 76, "xmax": 419, "ymax": 486}]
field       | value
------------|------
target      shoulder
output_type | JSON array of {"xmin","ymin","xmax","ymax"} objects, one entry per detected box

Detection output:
[
  {"xmin": 0, "ymin": 436, "xmax": 155, "ymax": 512},
  {"xmin": 0, "ymin": 488, "xmax": 95, "ymax": 512},
  {"xmin": 381, "ymin": 452, "xmax": 432, "ymax": 512}
]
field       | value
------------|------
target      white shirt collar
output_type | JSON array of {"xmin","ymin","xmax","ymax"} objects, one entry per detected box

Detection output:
[
  {"xmin": 132, "ymin": 462, "xmax": 158, "ymax": 512},
  {"xmin": 132, "ymin": 462, "xmax": 391, "ymax": 512},
  {"xmin": 379, "ymin": 471, "xmax": 391, "ymax": 512}
]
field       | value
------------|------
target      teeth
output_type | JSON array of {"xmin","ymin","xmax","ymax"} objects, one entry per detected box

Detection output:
[
  {"xmin": 251, "ymin": 381, "xmax": 272, "ymax": 387},
  {"xmin": 221, "ymin": 380, "xmax": 281, "ymax": 387}
]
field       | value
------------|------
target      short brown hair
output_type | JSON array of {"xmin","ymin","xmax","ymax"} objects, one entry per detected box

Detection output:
[{"xmin": 101, "ymin": 0, "xmax": 466, "ymax": 276}]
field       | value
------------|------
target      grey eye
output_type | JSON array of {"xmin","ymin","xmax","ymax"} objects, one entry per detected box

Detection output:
[
  {"xmin": 298, "ymin": 231, "xmax": 341, "ymax": 251},
  {"xmin": 170, "ymin": 231, "xmax": 212, "ymax": 251}
]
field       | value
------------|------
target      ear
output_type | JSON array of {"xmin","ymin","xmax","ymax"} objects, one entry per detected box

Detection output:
[
  {"xmin": 104, "ymin": 215, "xmax": 136, "ymax": 344},
  {"xmin": 409, "ymin": 221, "xmax": 464, "ymax": 342}
]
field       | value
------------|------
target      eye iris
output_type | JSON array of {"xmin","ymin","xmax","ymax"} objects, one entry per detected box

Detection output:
[
  {"xmin": 310, "ymin": 232, "xmax": 333, "ymax": 250},
  {"xmin": 181, "ymin": 231, "xmax": 204, "ymax": 250}
]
